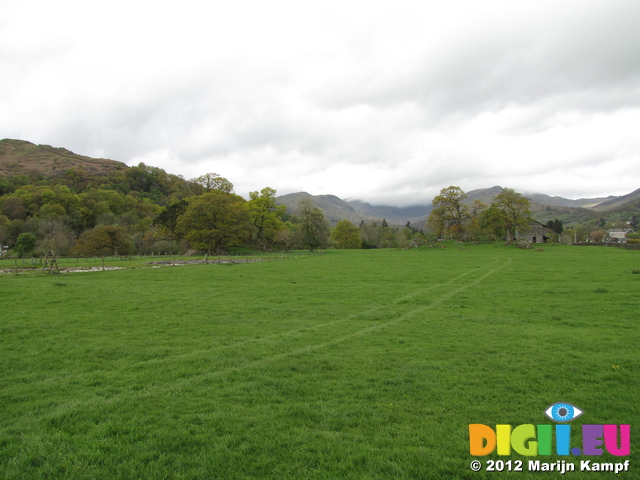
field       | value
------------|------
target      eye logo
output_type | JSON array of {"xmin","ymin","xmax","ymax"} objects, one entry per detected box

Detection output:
[{"xmin": 544, "ymin": 402, "xmax": 584, "ymax": 422}]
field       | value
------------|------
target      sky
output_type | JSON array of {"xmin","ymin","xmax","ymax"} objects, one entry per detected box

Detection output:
[{"xmin": 2, "ymin": 0, "xmax": 640, "ymax": 206}]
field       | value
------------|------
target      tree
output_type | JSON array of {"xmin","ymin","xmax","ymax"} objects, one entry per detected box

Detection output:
[
  {"xmin": 39, "ymin": 203, "xmax": 67, "ymax": 219},
  {"xmin": 37, "ymin": 218, "xmax": 75, "ymax": 256},
  {"xmin": 574, "ymin": 225, "xmax": 588, "ymax": 243},
  {"xmin": 273, "ymin": 221, "xmax": 298, "ymax": 251},
  {"xmin": 1, "ymin": 196, "xmax": 27, "ymax": 220},
  {"xmin": 5, "ymin": 219, "xmax": 26, "ymax": 247},
  {"xmin": 359, "ymin": 221, "xmax": 382, "ymax": 249},
  {"xmin": 466, "ymin": 200, "xmax": 488, "ymax": 240},
  {"xmin": 192, "ymin": 173, "xmax": 234, "ymax": 194},
  {"xmin": 175, "ymin": 191, "xmax": 251, "ymax": 254},
  {"xmin": 154, "ymin": 200, "xmax": 188, "ymax": 238},
  {"xmin": 553, "ymin": 219, "xmax": 563, "ymax": 235},
  {"xmin": 13, "ymin": 232, "xmax": 37, "ymax": 257},
  {"xmin": 427, "ymin": 186, "xmax": 470, "ymax": 238},
  {"xmin": 331, "ymin": 220, "xmax": 362, "ymax": 249},
  {"xmin": 0, "ymin": 215, "xmax": 8, "ymax": 246},
  {"xmin": 69, "ymin": 225, "xmax": 134, "ymax": 256},
  {"xmin": 590, "ymin": 229, "xmax": 606, "ymax": 243},
  {"xmin": 492, "ymin": 188, "xmax": 531, "ymax": 243},
  {"xmin": 297, "ymin": 198, "xmax": 330, "ymax": 251},
  {"xmin": 247, "ymin": 187, "xmax": 286, "ymax": 250}
]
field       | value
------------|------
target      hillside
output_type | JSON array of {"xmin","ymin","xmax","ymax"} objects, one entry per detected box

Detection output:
[
  {"xmin": 464, "ymin": 187, "xmax": 603, "ymax": 226},
  {"xmin": 525, "ymin": 192, "xmax": 611, "ymax": 209},
  {"xmin": 348, "ymin": 200, "xmax": 430, "ymax": 226},
  {"xmin": 0, "ymin": 139, "xmax": 127, "ymax": 178},
  {"xmin": 590, "ymin": 187, "xmax": 640, "ymax": 212},
  {"xmin": 465, "ymin": 186, "xmax": 505, "ymax": 205},
  {"xmin": 276, "ymin": 192, "xmax": 362, "ymax": 225}
]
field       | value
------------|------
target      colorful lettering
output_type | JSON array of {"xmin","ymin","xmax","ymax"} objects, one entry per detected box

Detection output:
[{"xmin": 469, "ymin": 424, "xmax": 630, "ymax": 457}]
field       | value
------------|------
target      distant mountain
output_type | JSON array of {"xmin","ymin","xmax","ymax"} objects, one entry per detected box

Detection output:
[
  {"xmin": 525, "ymin": 192, "xmax": 611, "ymax": 209},
  {"xmin": 277, "ymin": 192, "xmax": 359, "ymax": 224},
  {"xmin": 590, "ymin": 187, "xmax": 640, "ymax": 212},
  {"xmin": 276, "ymin": 192, "xmax": 430, "ymax": 227},
  {"xmin": 278, "ymin": 186, "xmax": 640, "ymax": 227},
  {"xmin": 0, "ymin": 139, "xmax": 127, "ymax": 178},
  {"xmin": 348, "ymin": 200, "xmax": 430, "ymax": 226},
  {"xmin": 466, "ymin": 186, "xmax": 610, "ymax": 209},
  {"xmin": 465, "ymin": 186, "xmax": 505, "ymax": 205}
]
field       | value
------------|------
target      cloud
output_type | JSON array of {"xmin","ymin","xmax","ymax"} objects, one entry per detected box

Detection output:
[{"xmin": 1, "ymin": 0, "xmax": 639, "ymax": 206}]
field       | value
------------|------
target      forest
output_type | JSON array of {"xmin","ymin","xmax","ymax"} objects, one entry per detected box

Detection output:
[{"xmin": 0, "ymin": 148, "xmax": 419, "ymax": 256}]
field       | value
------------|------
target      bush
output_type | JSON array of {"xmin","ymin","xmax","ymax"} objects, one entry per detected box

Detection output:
[{"xmin": 13, "ymin": 232, "xmax": 37, "ymax": 257}]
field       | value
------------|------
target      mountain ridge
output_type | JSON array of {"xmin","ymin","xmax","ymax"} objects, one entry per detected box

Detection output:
[{"xmin": 277, "ymin": 186, "xmax": 640, "ymax": 227}]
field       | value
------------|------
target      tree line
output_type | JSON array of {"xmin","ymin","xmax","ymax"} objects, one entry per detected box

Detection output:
[
  {"xmin": 0, "ymin": 164, "xmax": 372, "ymax": 257},
  {"xmin": 4, "ymin": 161, "xmax": 625, "ymax": 258}
]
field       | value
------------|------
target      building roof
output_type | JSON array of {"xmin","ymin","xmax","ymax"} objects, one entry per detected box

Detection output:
[{"xmin": 607, "ymin": 229, "xmax": 635, "ymax": 239}]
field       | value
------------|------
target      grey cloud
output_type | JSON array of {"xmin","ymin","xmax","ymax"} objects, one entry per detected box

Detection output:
[
  {"xmin": 2, "ymin": 1, "xmax": 639, "ymax": 207},
  {"xmin": 312, "ymin": 1, "xmax": 640, "ymax": 121}
]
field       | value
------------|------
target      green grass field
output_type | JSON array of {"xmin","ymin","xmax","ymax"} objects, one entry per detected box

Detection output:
[{"xmin": 1, "ymin": 245, "xmax": 638, "ymax": 479}]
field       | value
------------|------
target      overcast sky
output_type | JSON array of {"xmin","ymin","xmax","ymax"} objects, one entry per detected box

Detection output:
[{"xmin": 2, "ymin": 1, "xmax": 639, "ymax": 206}]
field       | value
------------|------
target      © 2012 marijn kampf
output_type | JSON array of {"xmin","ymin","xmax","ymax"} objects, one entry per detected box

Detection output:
[{"xmin": 469, "ymin": 458, "xmax": 631, "ymax": 474}]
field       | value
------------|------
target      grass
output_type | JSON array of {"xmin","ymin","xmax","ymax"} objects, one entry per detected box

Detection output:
[{"xmin": 1, "ymin": 244, "xmax": 638, "ymax": 479}]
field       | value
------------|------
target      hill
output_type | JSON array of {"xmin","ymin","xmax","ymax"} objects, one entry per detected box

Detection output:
[
  {"xmin": 466, "ymin": 186, "xmax": 611, "ymax": 210},
  {"xmin": 276, "ymin": 192, "xmax": 362, "ymax": 225},
  {"xmin": 465, "ymin": 186, "xmax": 505, "ymax": 205},
  {"xmin": 525, "ymin": 192, "xmax": 611, "ymax": 209},
  {"xmin": 0, "ymin": 139, "xmax": 127, "ymax": 178},
  {"xmin": 348, "ymin": 200, "xmax": 430, "ymax": 227},
  {"xmin": 590, "ymin": 187, "xmax": 640, "ymax": 212}
]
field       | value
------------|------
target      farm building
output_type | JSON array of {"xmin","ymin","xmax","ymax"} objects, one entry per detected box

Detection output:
[
  {"xmin": 516, "ymin": 219, "xmax": 550, "ymax": 244},
  {"xmin": 606, "ymin": 229, "xmax": 635, "ymax": 243}
]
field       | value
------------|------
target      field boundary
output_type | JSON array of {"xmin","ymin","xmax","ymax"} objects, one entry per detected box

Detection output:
[{"xmin": 0, "ymin": 251, "xmax": 324, "ymax": 274}]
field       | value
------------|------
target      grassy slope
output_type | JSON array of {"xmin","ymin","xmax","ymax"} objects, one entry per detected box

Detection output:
[{"xmin": 0, "ymin": 245, "xmax": 638, "ymax": 479}]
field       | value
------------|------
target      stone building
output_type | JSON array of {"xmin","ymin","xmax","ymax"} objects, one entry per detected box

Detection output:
[{"xmin": 517, "ymin": 220, "xmax": 550, "ymax": 244}]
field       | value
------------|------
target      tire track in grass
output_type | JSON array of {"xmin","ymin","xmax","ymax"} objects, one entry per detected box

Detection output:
[
  {"xmin": 271, "ymin": 256, "xmax": 513, "ymax": 356},
  {"xmin": 38, "ymin": 257, "xmax": 512, "ymax": 418},
  {"xmin": 189, "ymin": 256, "xmax": 513, "ymax": 372},
  {"xmin": 126, "ymin": 256, "xmax": 505, "ymax": 365},
  {"xmin": 7, "ymin": 259, "xmax": 497, "ymax": 394}
]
